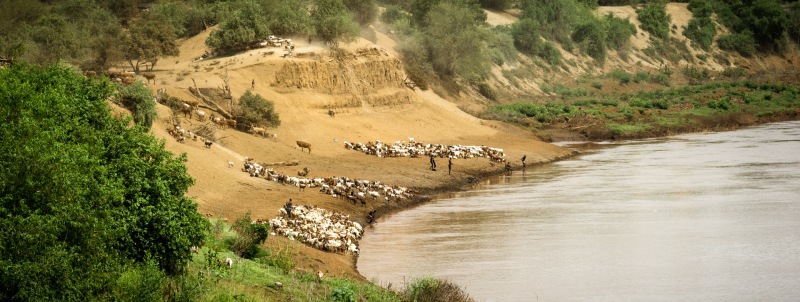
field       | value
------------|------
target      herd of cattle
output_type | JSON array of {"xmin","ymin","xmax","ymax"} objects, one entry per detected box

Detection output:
[{"xmin": 343, "ymin": 139, "xmax": 506, "ymax": 162}]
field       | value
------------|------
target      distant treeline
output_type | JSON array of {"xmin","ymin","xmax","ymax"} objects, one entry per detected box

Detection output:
[{"xmin": 0, "ymin": 0, "xmax": 797, "ymax": 77}]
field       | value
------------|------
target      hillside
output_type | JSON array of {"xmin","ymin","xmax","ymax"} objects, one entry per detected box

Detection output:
[
  {"xmin": 131, "ymin": 1, "xmax": 798, "ymax": 288},
  {"xmin": 142, "ymin": 24, "xmax": 574, "ymax": 280}
]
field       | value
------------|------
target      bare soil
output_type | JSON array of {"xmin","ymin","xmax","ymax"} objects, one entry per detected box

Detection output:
[{"xmin": 134, "ymin": 27, "xmax": 574, "ymax": 280}]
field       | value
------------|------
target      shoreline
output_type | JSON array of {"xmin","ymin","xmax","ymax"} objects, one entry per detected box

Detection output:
[
  {"xmin": 350, "ymin": 149, "xmax": 579, "ymax": 277},
  {"xmin": 348, "ymin": 116, "xmax": 800, "ymax": 283}
]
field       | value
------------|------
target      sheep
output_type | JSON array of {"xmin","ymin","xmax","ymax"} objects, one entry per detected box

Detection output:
[
  {"xmin": 225, "ymin": 257, "xmax": 233, "ymax": 268},
  {"xmin": 196, "ymin": 110, "xmax": 206, "ymax": 121},
  {"xmin": 296, "ymin": 141, "xmax": 311, "ymax": 153},
  {"xmin": 227, "ymin": 160, "xmax": 234, "ymax": 168}
]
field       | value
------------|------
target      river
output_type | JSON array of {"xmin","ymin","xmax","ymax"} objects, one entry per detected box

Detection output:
[{"xmin": 357, "ymin": 121, "xmax": 800, "ymax": 302}]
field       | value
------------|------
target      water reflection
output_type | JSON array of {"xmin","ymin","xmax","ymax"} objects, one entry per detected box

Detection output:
[{"xmin": 358, "ymin": 121, "xmax": 800, "ymax": 302}]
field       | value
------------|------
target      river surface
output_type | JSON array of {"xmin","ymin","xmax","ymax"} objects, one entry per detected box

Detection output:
[{"xmin": 358, "ymin": 121, "xmax": 800, "ymax": 302}]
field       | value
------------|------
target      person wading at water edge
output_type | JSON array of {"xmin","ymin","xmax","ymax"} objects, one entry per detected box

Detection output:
[{"xmin": 521, "ymin": 154, "xmax": 527, "ymax": 168}]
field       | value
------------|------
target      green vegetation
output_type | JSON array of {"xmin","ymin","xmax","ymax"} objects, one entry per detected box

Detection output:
[
  {"xmin": 637, "ymin": 2, "xmax": 670, "ymax": 40},
  {"xmin": 206, "ymin": 1, "xmax": 271, "ymax": 54},
  {"xmin": 684, "ymin": 0, "xmax": 716, "ymax": 50},
  {"xmin": 0, "ymin": 64, "xmax": 207, "ymax": 300},
  {"xmin": 117, "ymin": 80, "xmax": 158, "ymax": 129},
  {"xmin": 236, "ymin": 91, "xmax": 282, "ymax": 128},
  {"xmin": 485, "ymin": 81, "xmax": 800, "ymax": 139}
]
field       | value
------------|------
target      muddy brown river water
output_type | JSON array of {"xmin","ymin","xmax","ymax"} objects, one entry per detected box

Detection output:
[{"xmin": 358, "ymin": 121, "xmax": 800, "ymax": 301}]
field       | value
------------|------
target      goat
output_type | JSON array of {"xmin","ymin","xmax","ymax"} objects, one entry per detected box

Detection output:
[
  {"xmin": 226, "ymin": 119, "xmax": 237, "ymax": 130},
  {"xmin": 225, "ymin": 257, "xmax": 233, "ymax": 268},
  {"xmin": 204, "ymin": 139, "xmax": 213, "ymax": 148},
  {"xmin": 196, "ymin": 110, "xmax": 206, "ymax": 121},
  {"xmin": 298, "ymin": 167, "xmax": 309, "ymax": 177},
  {"xmin": 227, "ymin": 160, "xmax": 234, "ymax": 168},
  {"xmin": 296, "ymin": 141, "xmax": 311, "ymax": 153},
  {"xmin": 249, "ymin": 126, "xmax": 267, "ymax": 137}
]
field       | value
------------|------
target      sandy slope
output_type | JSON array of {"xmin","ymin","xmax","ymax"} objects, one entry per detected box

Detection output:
[{"xmin": 138, "ymin": 26, "xmax": 573, "ymax": 279}]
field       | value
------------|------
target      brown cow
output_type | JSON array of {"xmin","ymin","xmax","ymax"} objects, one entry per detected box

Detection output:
[
  {"xmin": 296, "ymin": 141, "xmax": 311, "ymax": 153},
  {"xmin": 142, "ymin": 72, "xmax": 156, "ymax": 84}
]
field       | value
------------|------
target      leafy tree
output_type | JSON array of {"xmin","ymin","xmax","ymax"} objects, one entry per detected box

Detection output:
[
  {"xmin": 424, "ymin": 1, "xmax": 490, "ymax": 81},
  {"xmin": 0, "ymin": 64, "xmax": 207, "ymax": 301},
  {"xmin": 398, "ymin": 34, "xmax": 435, "ymax": 90},
  {"xmin": 344, "ymin": 0, "xmax": 379, "ymax": 26},
  {"xmin": 718, "ymin": 30, "xmax": 757, "ymax": 56},
  {"xmin": 311, "ymin": 0, "xmax": 360, "ymax": 47},
  {"xmin": 266, "ymin": 0, "xmax": 314, "ymax": 36},
  {"xmin": 123, "ymin": 19, "xmax": 179, "ymax": 72},
  {"xmin": 117, "ymin": 81, "xmax": 157, "ymax": 130},
  {"xmin": 519, "ymin": 0, "xmax": 579, "ymax": 46},
  {"xmin": 206, "ymin": 0, "xmax": 271, "ymax": 54},
  {"xmin": 236, "ymin": 91, "xmax": 281, "ymax": 128},
  {"xmin": 637, "ymin": 2, "xmax": 670, "ymax": 40},
  {"xmin": 479, "ymin": 0, "xmax": 513, "ymax": 10},
  {"xmin": 789, "ymin": 2, "xmax": 800, "ymax": 44}
]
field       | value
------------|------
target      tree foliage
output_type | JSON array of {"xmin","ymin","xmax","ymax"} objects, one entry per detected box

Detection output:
[
  {"xmin": 265, "ymin": 0, "xmax": 314, "ymax": 36},
  {"xmin": 0, "ymin": 64, "xmax": 208, "ymax": 301},
  {"xmin": 117, "ymin": 80, "xmax": 157, "ymax": 129},
  {"xmin": 424, "ymin": 1, "xmax": 490, "ymax": 81},
  {"xmin": 312, "ymin": 0, "xmax": 360, "ymax": 47},
  {"xmin": 236, "ymin": 90, "xmax": 281, "ymax": 128},
  {"xmin": 206, "ymin": 1, "xmax": 271, "ymax": 54},
  {"xmin": 123, "ymin": 19, "xmax": 179, "ymax": 72},
  {"xmin": 344, "ymin": 0, "xmax": 379, "ymax": 26}
]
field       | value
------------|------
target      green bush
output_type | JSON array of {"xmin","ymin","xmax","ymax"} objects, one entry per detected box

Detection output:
[
  {"xmin": 721, "ymin": 67, "xmax": 746, "ymax": 78},
  {"xmin": 637, "ymin": 3, "xmax": 670, "ymax": 40},
  {"xmin": 117, "ymin": 80, "xmax": 157, "ymax": 129},
  {"xmin": 608, "ymin": 69, "xmax": 632, "ymax": 84},
  {"xmin": 572, "ymin": 17, "xmax": 607, "ymax": 63},
  {"xmin": 683, "ymin": 16, "xmax": 716, "ymax": 50},
  {"xmin": 605, "ymin": 12, "xmax": 637, "ymax": 49},
  {"xmin": 718, "ymin": 31, "xmax": 756, "ymax": 57},
  {"xmin": 538, "ymin": 41, "xmax": 562, "ymax": 65},
  {"xmin": 330, "ymin": 286, "xmax": 358, "ymax": 302},
  {"xmin": 236, "ymin": 90, "xmax": 281, "ymax": 128},
  {"xmin": 230, "ymin": 212, "xmax": 269, "ymax": 259},
  {"xmin": 591, "ymin": 81, "xmax": 603, "ymax": 89},
  {"xmin": 634, "ymin": 71, "xmax": 650, "ymax": 83},
  {"xmin": 512, "ymin": 18, "xmax": 543, "ymax": 55},
  {"xmin": 650, "ymin": 73, "xmax": 671, "ymax": 87}
]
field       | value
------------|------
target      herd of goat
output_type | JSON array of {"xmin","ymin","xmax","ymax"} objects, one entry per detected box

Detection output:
[
  {"xmin": 262, "ymin": 205, "xmax": 363, "ymax": 255},
  {"xmin": 344, "ymin": 139, "xmax": 506, "ymax": 162}
]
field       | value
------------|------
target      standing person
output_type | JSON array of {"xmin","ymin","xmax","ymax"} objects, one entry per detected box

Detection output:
[
  {"xmin": 284, "ymin": 199, "xmax": 293, "ymax": 217},
  {"xmin": 251, "ymin": 79, "xmax": 255, "ymax": 90},
  {"xmin": 429, "ymin": 154, "xmax": 437, "ymax": 171},
  {"xmin": 448, "ymin": 157, "xmax": 453, "ymax": 175},
  {"xmin": 521, "ymin": 155, "xmax": 527, "ymax": 168}
]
